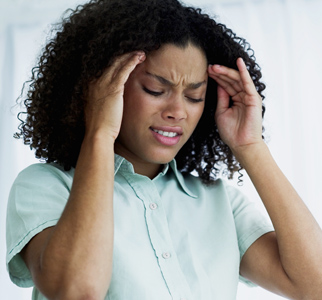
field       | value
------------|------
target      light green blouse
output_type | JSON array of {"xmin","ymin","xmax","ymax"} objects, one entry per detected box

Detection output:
[{"xmin": 6, "ymin": 154, "xmax": 274, "ymax": 300}]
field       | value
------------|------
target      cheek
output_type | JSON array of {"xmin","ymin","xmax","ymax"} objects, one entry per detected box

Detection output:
[
  {"xmin": 192, "ymin": 104, "xmax": 205, "ymax": 124},
  {"xmin": 123, "ymin": 85, "xmax": 143, "ymax": 114},
  {"xmin": 123, "ymin": 91, "xmax": 155, "ymax": 123}
]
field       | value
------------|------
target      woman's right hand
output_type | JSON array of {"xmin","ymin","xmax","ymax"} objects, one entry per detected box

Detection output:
[{"xmin": 85, "ymin": 51, "xmax": 146, "ymax": 141}]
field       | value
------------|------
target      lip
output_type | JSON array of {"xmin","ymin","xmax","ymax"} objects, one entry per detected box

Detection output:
[{"xmin": 150, "ymin": 126, "xmax": 182, "ymax": 146}]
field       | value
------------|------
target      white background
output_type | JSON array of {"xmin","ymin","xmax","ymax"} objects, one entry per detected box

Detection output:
[{"xmin": 1, "ymin": 0, "xmax": 322, "ymax": 299}]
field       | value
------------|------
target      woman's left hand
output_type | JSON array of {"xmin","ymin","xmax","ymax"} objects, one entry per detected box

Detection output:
[{"xmin": 208, "ymin": 58, "xmax": 264, "ymax": 155}]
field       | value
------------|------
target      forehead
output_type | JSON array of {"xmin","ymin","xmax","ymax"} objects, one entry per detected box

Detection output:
[{"xmin": 134, "ymin": 44, "xmax": 208, "ymax": 83}]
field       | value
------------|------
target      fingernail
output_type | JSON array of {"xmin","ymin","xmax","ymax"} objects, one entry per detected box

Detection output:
[
  {"xmin": 137, "ymin": 52, "xmax": 146, "ymax": 61},
  {"xmin": 208, "ymin": 64, "xmax": 221, "ymax": 73}
]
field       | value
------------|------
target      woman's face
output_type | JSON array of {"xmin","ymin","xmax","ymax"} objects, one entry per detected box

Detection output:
[{"xmin": 115, "ymin": 43, "xmax": 208, "ymax": 177}]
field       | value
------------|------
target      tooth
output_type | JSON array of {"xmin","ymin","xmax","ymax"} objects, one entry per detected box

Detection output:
[{"xmin": 152, "ymin": 128, "xmax": 178, "ymax": 137}]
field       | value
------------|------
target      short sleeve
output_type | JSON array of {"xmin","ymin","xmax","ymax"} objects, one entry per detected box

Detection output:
[
  {"xmin": 226, "ymin": 184, "xmax": 275, "ymax": 287},
  {"xmin": 6, "ymin": 163, "xmax": 74, "ymax": 287}
]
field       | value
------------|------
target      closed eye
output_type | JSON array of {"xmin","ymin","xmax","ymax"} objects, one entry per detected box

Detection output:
[
  {"xmin": 143, "ymin": 87, "xmax": 204, "ymax": 103},
  {"xmin": 143, "ymin": 87, "xmax": 163, "ymax": 96},
  {"xmin": 186, "ymin": 96, "xmax": 204, "ymax": 103}
]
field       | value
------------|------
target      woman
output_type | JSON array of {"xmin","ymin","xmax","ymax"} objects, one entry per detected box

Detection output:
[{"xmin": 6, "ymin": 0, "xmax": 322, "ymax": 299}]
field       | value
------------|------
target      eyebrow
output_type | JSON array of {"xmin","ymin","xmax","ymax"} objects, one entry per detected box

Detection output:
[{"xmin": 145, "ymin": 72, "xmax": 207, "ymax": 89}]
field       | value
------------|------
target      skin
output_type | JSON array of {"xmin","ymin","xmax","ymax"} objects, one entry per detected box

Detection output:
[{"xmin": 21, "ymin": 44, "xmax": 322, "ymax": 300}]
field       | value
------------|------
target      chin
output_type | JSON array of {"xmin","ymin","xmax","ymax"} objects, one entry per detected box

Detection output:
[{"xmin": 146, "ymin": 150, "xmax": 178, "ymax": 165}]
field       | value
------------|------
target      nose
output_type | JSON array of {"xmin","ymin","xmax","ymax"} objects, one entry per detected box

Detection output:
[{"xmin": 161, "ymin": 95, "xmax": 187, "ymax": 121}]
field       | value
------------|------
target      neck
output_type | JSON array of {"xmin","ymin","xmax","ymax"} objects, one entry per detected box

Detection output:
[
  {"xmin": 114, "ymin": 147, "xmax": 163, "ymax": 179},
  {"xmin": 133, "ymin": 162, "xmax": 164, "ymax": 179}
]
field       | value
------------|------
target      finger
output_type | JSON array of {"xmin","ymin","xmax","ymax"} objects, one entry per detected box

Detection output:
[
  {"xmin": 113, "ymin": 51, "xmax": 145, "ymax": 86},
  {"xmin": 208, "ymin": 64, "xmax": 242, "ymax": 83},
  {"xmin": 97, "ymin": 52, "xmax": 134, "ymax": 83},
  {"xmin": 208, "ymin": 65, "xmax": 243, "ymax": 93},
  {"xmin": 211, "ymin": 75, "xmax": 241, "ymax": 98},
  {"xmin": 236, "ymin": 58, "xmax": 257, "ymax": 95},
  {"xmin": 99, "ymin": 51, "xmax": 145, "ymax": 84},
  {"xmin": 210, "ymin": 74, "xmax": 243, "ymax": 92},
  {"xmin": 215, "ymin": 85, "xmax": 230, "ymax": 115},
  {"xmin": 88, "ymin": 52, "xmax": 145, "ymax": 101}
]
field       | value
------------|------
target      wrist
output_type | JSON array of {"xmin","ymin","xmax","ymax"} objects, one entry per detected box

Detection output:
[
  {"xmin": 232, "ymin": 141, "xmax": 270, "ymax": 168},
  {"xmin": 81, "ymin": 129, "xmax": 116, "ymax": 158},
  {"xmin": 84, "ymin": 127, "xmax": 117, "ymax": 145}
]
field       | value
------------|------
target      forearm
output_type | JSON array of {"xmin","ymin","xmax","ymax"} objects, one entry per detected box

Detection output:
[
  {"xmin": 235, "ymin": 142, "xmax": 322, "ymax": 296},
  {"xmin": 39, "ymin": 131, "xmax": 115, "ymax": 299}
]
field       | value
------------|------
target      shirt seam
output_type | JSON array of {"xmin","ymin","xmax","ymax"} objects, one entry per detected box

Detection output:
[{"xmin": 8, "ymin": 218, "xmax": 59, "ymax": 258}]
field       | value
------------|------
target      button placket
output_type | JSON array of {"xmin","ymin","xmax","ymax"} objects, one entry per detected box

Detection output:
[{"xmin": 126, "ymin": 174, "xmax": 193, "ymax": 300}]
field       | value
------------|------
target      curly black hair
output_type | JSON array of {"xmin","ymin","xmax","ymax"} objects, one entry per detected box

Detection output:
[{"xmin": 15, "ymin": 0, "xmax": 266, "ymax": 184}]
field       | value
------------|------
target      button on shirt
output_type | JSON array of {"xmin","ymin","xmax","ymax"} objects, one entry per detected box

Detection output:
[{"xmin": 6, "ymin": 155, "xmax": 274, "ymax": 300}]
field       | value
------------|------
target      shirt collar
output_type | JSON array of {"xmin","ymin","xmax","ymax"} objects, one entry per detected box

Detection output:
[
  {"xmin": 114, "ymin": 154, "xmax": 135, "ymax": 174},
  {"xmin": 168, "ymin": 159, "xmax": 197, "ymax": 198},
  {"xmin": 114, "ymin": 154, "xmax": 197, "ymax": 198},
  {"xmin": 114, "ymin": 154, "xmax": 125, "ymax": 174}
]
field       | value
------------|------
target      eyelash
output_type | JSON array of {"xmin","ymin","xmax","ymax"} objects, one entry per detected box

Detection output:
[
  {"xmin": 143, "ymin": 87, "xmax": 162, "ymax": 97},
  {"xmin": 143, "ymin": 87, "xmax": 204, "ymax": 103}
]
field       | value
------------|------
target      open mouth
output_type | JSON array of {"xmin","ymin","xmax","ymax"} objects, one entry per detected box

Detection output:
[{"xmin": 150, "ymin": 127, "xmax": 182, "ymax": 146}]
